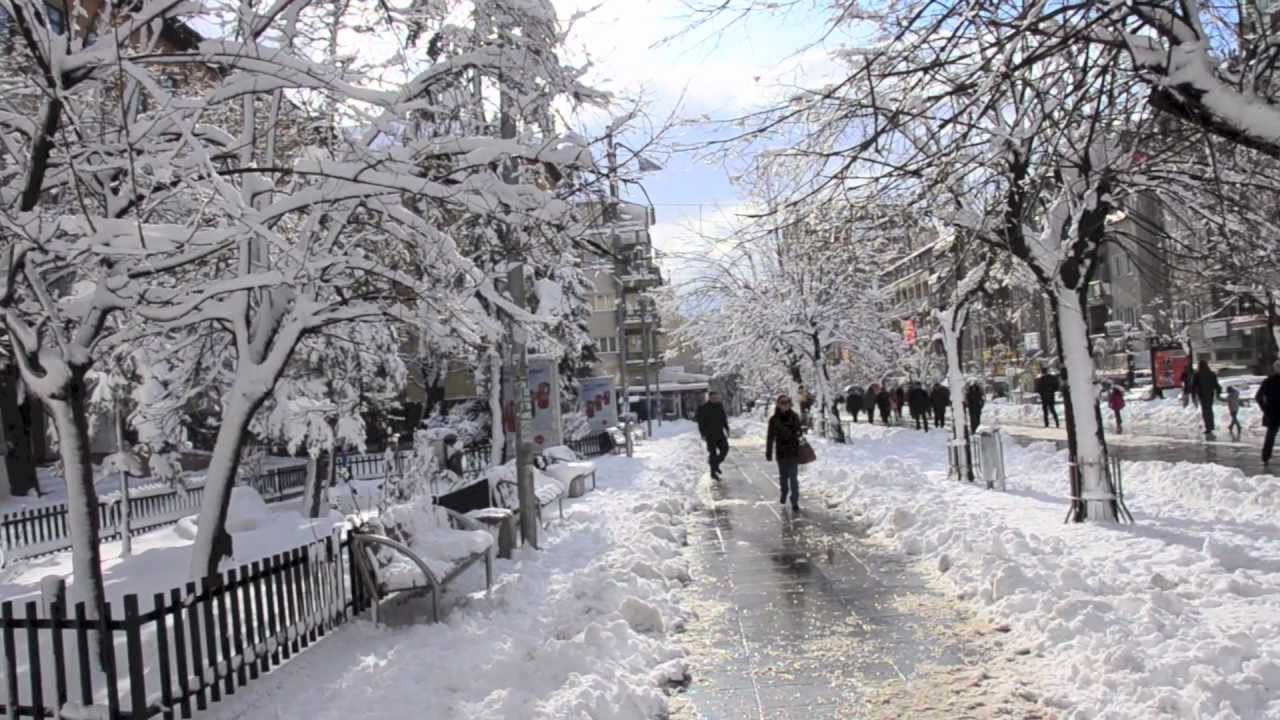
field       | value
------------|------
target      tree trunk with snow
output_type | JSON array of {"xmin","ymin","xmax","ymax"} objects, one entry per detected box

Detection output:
[
  {"xmin": 487, "ymin": 351, "xmax": 504, "ymax": 467},
  {"xmin": 189, "ymin": 385, "xmax": 270, "ymax": 580},
  {"xmin": 937, "ymin": 305, "xmax": 972, "ymax": 481},
  {"xmin": 47, "ymin": 387, "xmax": 107, "ymax": 615},
  {"xmin": 1053, "ymin": 285, "xmax": 1117, "ymax": 522}
]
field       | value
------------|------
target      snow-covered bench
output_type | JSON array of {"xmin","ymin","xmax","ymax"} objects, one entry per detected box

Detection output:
[
  {"xmin": 487, "ymin": 462, "xmax": 566, "ymax": 527},
  {"xmin": 537, "ymin": 445, "xmax": 597, "ymax": 498},
  {"xmin": 349, "ymin": 500, "xmax": 494, "ymax": 623}
]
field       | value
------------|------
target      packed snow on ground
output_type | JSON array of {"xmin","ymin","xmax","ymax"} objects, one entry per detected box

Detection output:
[
  {"xmin": 987, "ymin": 394, "xmax": 1267, "ymax": 443},
  {"xmin": 207, "ymin": 421, "xmax": 705, "ymax": 720},
  {"xmin": 783, "ymin": 420, "xmax": 1280, "ymax": 719}
]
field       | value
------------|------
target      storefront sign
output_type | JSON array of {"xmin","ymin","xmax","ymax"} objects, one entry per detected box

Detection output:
[{"xmin": 1204, "ymin": 320, "xmax": 1229, "ymax": 339}]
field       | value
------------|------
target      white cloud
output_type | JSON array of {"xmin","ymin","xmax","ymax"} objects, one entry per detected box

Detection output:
[{"xmin": 553, "ymin": 0, "xmax": 845, "ymax": 117}]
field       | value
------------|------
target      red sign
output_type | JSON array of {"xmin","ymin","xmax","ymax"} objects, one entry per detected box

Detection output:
[{"xmin": 1152, "ymin": 348, "xmax": 1188, "ymax": 390}]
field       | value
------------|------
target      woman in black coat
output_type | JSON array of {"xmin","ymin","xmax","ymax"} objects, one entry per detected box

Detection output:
[{"xmin": 766, "ymin": 394, "xmax": 805, "ymax": 511}]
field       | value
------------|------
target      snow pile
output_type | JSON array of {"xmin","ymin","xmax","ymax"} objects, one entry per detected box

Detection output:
[
  {"xmin": 224, "ymin": 486, "xmax": 272, "ymax": 532},
  {"xmin": 788, "ymin": 420, "xmax": 1280, "ymax": 719},
  {"xmin": 210, "ymin": 421, "xmax": 705, "ymax": 720}
]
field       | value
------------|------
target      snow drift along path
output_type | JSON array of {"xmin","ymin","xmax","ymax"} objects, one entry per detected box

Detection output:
[
  {"xmin": 797, "ymin": 421, "xmax": 1280, "ymax": 719},
  {"xmin": 207, "ymin": 421, "xmax": 706, "ymax": 720}
]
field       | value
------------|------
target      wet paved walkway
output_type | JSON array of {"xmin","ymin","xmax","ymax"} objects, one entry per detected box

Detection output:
[
  {"xmin": 671, "ymin": 438, "xmax": 1046, "ymax": 719},
  {"xmin": 999, "ymin": 422, "xmax": 1273, "ymax": 477}
]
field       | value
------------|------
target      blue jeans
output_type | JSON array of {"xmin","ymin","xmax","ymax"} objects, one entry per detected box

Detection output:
[{"xmin": 778, "ymin": 461, "xmax": 799, "ymax": 506}]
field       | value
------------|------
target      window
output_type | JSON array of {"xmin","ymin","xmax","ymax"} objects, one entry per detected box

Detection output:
[
  {"xmin": 44, "ymin": 2, "xmax": 65, "ymax": 33},
  {"xmin": 591, "ymin": 293, "xmax": 615, "ymax": 313},
  {"xmin": 594, "ymin": 336, "xmax": 618, "ymax": 354}
]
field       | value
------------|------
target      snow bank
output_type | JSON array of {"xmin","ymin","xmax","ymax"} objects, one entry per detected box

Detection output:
[
  {"xmin": 208, "ymin": 424, "xmax": 706, "ymax": 720},
  {"xmin": 988, "ymin": 395, "xmax": 1268, "ymax": 443},
  {"xmin": 788, "ymin": 420, "xmax": 1280, "ymax": 719}
]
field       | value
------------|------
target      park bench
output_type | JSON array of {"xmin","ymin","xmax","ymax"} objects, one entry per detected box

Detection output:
[
  {"xmin": 537, "ymin": 445, "xmax": 598, "ymax": 498},
  {"xmin": 488, "ymin": 462, "xmax": 566, "ymax": 528},
  {"xmin": 349, "ymin": 501, "xmax": 494, "ymax": 623}
]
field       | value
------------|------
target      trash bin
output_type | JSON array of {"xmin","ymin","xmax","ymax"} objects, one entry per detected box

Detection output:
[{"xmin": 973, "ymin": 428, "xmax": 1007, "ymax": 491}]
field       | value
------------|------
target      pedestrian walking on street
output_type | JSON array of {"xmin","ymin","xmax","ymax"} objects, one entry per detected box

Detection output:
[
  {"xmin": 1193, "ymin": 360, "xmax": 1222, "ymax": 437},
  {"xmin": 1227, "ymin": 386, "xmax": 1243, "ymax": 440},
  {"xmin": 892, "ymin": 386, "xmax": 905, "ymax": 423},
  {"xmin": 846, "ymin": 389, "xmax": 863, "ymax": 423},
  {"xmin": 765, "ymin": 394, "xmax": 804, "ymax": 511},
  {"xmin": 930, "ymin": 382, "xmax": 950, "ymax": 429},
  {"xmin": 1108, "ymin": 386, "xmax": 1126, "ymax": 434},
  {"xmin": 863, "ymin": 385, "xmax": 878, "ymax": 425},
  {"xmin": 696, "ymin": 391, "xmax": 731, "ymax": 480},
  {"xmin": 908, "ymin": 383, "xmax": 930, "ymax": 432},
  {"xmin": 1182, "ymin": 367, "xmax": 1198, "ymax": 408},
  {"xmin": 876, "ymin": 386, "xmax": 892, "ymax": 424},
  {"xmin": 965, "ymin": 381, "xmax": 985, "ymax": 432},
  {"xmin": 798, "ymin": 386, "xmax": 815, "ymax": 429},
  {"xmin": 1035, "ymin": 369, "xmax": 1061, "ymax": 428},
  {"xmin": 1256, "ymin": 362, "xmax": 1280, "ymax": 464}
]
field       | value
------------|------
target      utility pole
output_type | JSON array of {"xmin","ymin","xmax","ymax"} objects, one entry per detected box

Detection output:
[
  {"xmin": 496, "ymin": 23, "xmax": 538, "ymax": 548},
  {"xmin": 608, "ymin": 131, "xmax": 634, "ymax": 455},
  {"xmin": 507, "ymin": 265, "xmax": 538, "ymax": 548},
  {"xmin": 643, "ymin": 303, "xmax": 654, "ymax": 437}
]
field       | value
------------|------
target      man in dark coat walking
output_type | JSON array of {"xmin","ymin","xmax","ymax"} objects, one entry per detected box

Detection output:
[
  {"xmin": 908, "ymin": 383, "xmax": 930, "ymax": 431},
  {"xmin": 876, "ymin": 386, "xmax": 892, "ymax": 424},
  {"xmin": 846, "ymin": 389, "xmax": 862, "ymax": 423},
  {"xmin": 1193, "ymin": 360, "xmax": 1222, "ymax": 436},
  {"xmin": 863, "ymin": 385, "xmax": 878, "ymax": 425},
  {"xmin": 930, "ymin": 382, "xmax": 950, "ymax": 429},
  {"xmin": 1257, "ymin": 361, "xmax": 1280, "ymax": 464},
  {"xmin": 696, "ymin": 391, "xmax": 731, "ymax": 479},
  {"xmin": 965, "ymin": 381, "xmax": 985, "ymax": 432},
  {"xmin": 1035, "ymin": 369, "xmax": 1061, "ymax": 428}
]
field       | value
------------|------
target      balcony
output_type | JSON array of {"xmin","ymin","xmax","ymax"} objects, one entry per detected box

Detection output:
[
  {"xmin": 1087, "ymin": 281, "xmax": 1112, "ymax": 305},
  {"xmin": 620, "ymin": 263, "xmax": 662, "ymax": 289}
]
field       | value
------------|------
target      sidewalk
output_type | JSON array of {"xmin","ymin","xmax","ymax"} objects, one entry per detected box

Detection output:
[{"xmin": 670, "ymin": 437, "xmax": 1046, "ymax": 719}]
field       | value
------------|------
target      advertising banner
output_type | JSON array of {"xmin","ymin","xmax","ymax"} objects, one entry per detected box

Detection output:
[
  {"xmin": 526, "ymin": 356, "xmax": 563, "ymax": 451},
  {"xmin": 578, "ymin": 376, "xmax": 618, "ymax": 434},
  {"xmin": 1152, "ymin": 347, "xmax": 1188, "ymax": 390}
]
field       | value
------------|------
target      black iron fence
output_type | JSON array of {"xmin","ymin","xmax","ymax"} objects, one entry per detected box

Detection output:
[
  {"xmin": 0, "ymin": 532, "xmax": 362, "ymax": 719},
  {"xmin": 1, "ymin": 438, "xmax": 566, "ymax": 564},
  {"xmin": 1, "ymin": 465, "xmax": 306, "ymax": 564}
]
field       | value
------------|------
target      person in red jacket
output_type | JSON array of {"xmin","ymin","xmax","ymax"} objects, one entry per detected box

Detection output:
[{"xmin": 1108, "ymin": 386, "xmax": 1127, "ymax": 434}]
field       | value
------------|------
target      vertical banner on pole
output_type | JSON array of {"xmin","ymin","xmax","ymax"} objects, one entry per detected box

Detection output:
[
  {"xmin": 527, "ymin": 356, "xmax": 563, "ymax": 451},
  {"xmin": 579, "ymin": 377, "xmax": 618, "ymax": 434}
]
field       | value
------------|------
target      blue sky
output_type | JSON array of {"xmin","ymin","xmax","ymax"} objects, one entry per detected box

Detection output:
[{"xmin": 552, "ymin": 1, "xmax": 846, "ymax": 264}]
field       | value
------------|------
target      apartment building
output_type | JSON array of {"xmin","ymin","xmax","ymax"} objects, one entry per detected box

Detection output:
[{"xmin": 579, "ymin": 200, "xmax": 675, "ymax": 419}]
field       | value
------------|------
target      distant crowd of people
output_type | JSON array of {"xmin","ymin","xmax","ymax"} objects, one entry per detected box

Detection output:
[{"xmin": 835, "ymin": 380, "xmax": 987, "ymax": 434}]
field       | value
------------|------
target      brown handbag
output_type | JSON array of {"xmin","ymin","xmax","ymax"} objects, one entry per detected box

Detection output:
[{"xmin": 797, "ymin": 439, "xmax": 817, "ymax": 465}]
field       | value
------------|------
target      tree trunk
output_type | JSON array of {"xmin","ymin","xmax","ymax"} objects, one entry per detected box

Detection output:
[
  {"xmin": 1053, "ymin": 287, "xmax": 1117, "ymax": 523},
  {"xmin": 0, "ymin": 364, "xmax": 37, "ymax": 496},
  {"xmin": 487, "ymin": 351, "xmax": 504, "ymax": 467},
  {"xmin": 939, "ymin": 306, "xmax": 972, "ymax": 481},
  {"xmin": 188, "ymin": 389, "xmax": 264, "ymax": 580},
  {"xmin": 45, "ymin": 377, "xmax": 111, "ymax": 666}
]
